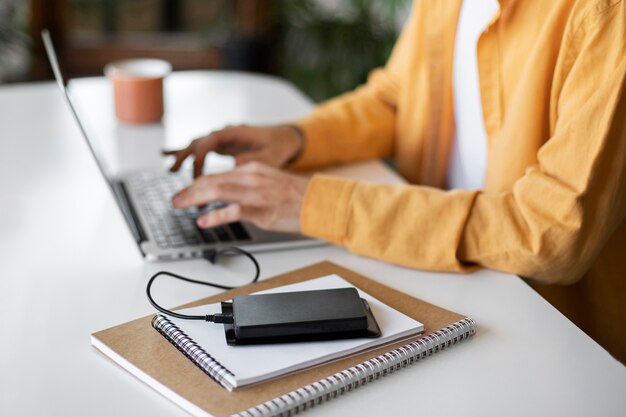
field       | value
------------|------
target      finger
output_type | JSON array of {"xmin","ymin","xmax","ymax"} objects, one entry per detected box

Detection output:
[
  {"xmin": 168, "ymin": 148, "xmax": 194, "ymax": 172},
  {"xmin": 165, "ymin": 134, "xmax": 214, "ymax": 172},
  {"xmin": 193, "ymin": 150, "xmax": 209, "ymax": 179},
  {"xmin": 173, "ymin": 179, "xmax": 264, "ymax": 208},
  {"xmin": 173, "ymin": 171, "xmax": 253, "ymax": 206},
  {"xmin": 200, "ymin": 170, "xmax": 266, "ymax": 187},
  {"xmin": 172, "ymin": 163, "xmax": 276, "ymax": 208},
  {"xmin": 197, "ymin": 204, "xmax": 244, "ymax": 228}
]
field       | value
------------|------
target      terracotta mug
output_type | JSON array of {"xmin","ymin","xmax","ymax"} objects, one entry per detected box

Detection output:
[{"xmin": 104, "ymin": 59, "xmax": 172, "ymax": 124}]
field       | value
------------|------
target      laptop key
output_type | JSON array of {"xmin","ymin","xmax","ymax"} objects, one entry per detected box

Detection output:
[
  {"xmin": 214, "ymin": 226, "xmax": 233, "ymax": 242},
  {"xmin": 228, "ymin": 222, "xmax": 251, "ymax": 241},
  {"xmin": 199, "ymin": 228, "xmax": 217, "ymax": 243},
  {"xmin": 168, "ymin": 236, "xmax": 186, "ymax": 247},
  {"xmin": 185, "ymin": 236, "xmax": 201, "ymax": 245}
]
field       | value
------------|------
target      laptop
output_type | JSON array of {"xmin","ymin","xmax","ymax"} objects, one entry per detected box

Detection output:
[{"xmin": 41, "ymin": 30, "xmax": 319, "ymax": 261}]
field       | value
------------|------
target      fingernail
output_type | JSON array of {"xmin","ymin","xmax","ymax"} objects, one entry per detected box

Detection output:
[
  {"xmin": 197, "ymin": 217, "xmax": 208, "ymax": 228},
  {"xmin": 172, "ymin": 196, "xmax": 183, "ymax": 207}
]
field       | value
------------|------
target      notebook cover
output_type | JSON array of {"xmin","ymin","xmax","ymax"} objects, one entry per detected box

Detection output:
[{"xmin": 92, "ymin": 261, "xmax": 467, "ymax": 417}]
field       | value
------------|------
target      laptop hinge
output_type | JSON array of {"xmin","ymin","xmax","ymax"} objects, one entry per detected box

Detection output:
[{"xmin": 112, "ymin": 181, "xmax": 148, "ymax": 249}]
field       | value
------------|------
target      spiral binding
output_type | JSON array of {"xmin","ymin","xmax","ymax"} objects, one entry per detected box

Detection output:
[
  {"xmin": 233, "ymin": 317, "xmax": 476, "ymax": 417},
  {"xmin": 151, "ymin": 315, "xmax": 236, "ymax": 391}
]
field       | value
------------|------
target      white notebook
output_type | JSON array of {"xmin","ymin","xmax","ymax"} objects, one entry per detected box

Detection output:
[{"xmin": 150, "ymin": 275, "xmax": 424, "ymax": 390}]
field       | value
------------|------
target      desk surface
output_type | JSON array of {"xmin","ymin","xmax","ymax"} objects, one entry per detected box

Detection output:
[{"xmin": 1, "ymin": 72, "xmax": 624, "ymax": 417}]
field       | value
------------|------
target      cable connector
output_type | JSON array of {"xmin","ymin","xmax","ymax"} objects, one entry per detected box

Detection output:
[
  {"xmin": 205, "ymin": 313, "xmax": 234, "ymax": 324},
  {"xmin": 146, "ymin": 246, "xmax": 259, "ymax": 323},
  {"xmin": 202, "ymin": 249, "xmax": 219, "ymax": 264}
]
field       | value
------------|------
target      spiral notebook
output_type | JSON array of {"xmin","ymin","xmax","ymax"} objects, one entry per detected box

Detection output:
[
  {"xmin": 91, "ymin": 261, "xmax": 476, "ymax": 417},
  {"xmin": 150, "ymin": 275, "xmax": 425, "ymax": 390}
]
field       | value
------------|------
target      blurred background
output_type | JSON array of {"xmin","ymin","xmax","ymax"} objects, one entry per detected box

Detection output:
[{"xmin": 0, "ymin": 0, "xmax": 410, "ymax": 102}]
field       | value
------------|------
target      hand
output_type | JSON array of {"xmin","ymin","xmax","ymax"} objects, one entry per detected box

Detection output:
[
  {"xmin": 172, "ymin": 162, "xmax": 310, "ymax": 233},
  {"xmin": 163, "ymin": 124, "xmax": 304, "ymax": 178}
]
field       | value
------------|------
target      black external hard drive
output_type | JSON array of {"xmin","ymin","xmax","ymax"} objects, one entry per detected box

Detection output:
[{"xmin": 221, "ymin": 287, "xmax": 382, "ymax": 345}]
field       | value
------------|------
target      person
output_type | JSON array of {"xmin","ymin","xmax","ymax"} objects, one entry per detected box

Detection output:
[{"xmin": 164, "ymin": 0, "xmax": 626, "ymax": 362}]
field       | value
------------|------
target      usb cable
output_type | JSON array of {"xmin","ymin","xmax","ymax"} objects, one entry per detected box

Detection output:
[{"xmin": 146, "ymin": 246, "xmax": 260, "ymax": 324}]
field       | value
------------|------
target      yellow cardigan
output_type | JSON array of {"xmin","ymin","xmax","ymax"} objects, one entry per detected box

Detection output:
[{"xmin": 292, "ymin": 0, "xmax": 626, "ymax": 362}]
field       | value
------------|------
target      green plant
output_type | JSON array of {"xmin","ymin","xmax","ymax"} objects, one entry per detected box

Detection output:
[
  {"xmin": 275, "ymin": 0, "xmax": 410, "ymax": 102},
  {"xmin": 0, "ymin": 0, "xmax": 29, "ymax": 83}
]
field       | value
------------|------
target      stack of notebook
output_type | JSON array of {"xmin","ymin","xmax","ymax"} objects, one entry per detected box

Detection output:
[{"xmin": 92, "ymin": 261, "xmax": 476, "ymax": 417}]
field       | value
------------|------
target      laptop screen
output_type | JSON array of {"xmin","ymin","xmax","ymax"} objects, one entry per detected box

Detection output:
[
  {"xmin": 41, "ymin": 29, "xmax": 115, "ymax": 190},
  {"xmin": 41, "ymin": 29, "xmax": 149, "ymax": 246}
]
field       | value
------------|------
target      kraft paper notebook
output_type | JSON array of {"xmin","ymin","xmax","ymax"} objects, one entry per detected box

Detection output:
[{"xmin": 91, "ymin": 261, "xmax": 476, "ymax": 417}]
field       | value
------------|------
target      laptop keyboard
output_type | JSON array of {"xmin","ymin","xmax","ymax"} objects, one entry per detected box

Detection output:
[{"xmin": 126, "ymin": 171, "xmax": 250, "ymax": 249}]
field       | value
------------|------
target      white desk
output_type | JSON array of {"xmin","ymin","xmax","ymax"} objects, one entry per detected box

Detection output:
[{"xmin": 0, "ymin": 72, "xmax": 624, "ymax": 417}]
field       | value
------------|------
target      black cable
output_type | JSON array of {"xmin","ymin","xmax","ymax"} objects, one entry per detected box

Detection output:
[{"xmin": 146, "ymin": 246, "xmax": 260, "ymax": 323}]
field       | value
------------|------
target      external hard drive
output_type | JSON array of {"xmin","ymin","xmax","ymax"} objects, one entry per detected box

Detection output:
[{"xmin": 221, "ymin": 287, "xmax": 381, "ymax": 345}]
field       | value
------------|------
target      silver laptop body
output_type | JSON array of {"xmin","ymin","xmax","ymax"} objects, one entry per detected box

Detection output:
[{"xmin": 42, "ymin": 30, "xmax": 319, "ymax": 261}]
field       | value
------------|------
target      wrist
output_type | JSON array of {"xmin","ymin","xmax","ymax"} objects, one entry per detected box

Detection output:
[{"xmin": 281, "ymin": 124, "xmax": 305, "ymax": 165}]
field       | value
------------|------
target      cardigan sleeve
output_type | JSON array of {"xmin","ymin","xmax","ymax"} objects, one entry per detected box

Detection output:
[{"xmin": 300, "ymin": 2, "xmax": 626, "ymax": 284}]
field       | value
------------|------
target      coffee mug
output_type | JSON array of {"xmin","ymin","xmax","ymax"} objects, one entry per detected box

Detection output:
[{"xmin": 104, "ymin": 59, "xmax": 172, "ymax": 124}]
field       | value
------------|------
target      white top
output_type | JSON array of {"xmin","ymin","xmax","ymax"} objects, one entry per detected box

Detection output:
[
  {"xmin": 448, "ymin": 0, "xmax": 500, "ymax": 190},
  {"xmin": 1, "ymin": 73, "xmax": 625, "ymax": 417}
]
